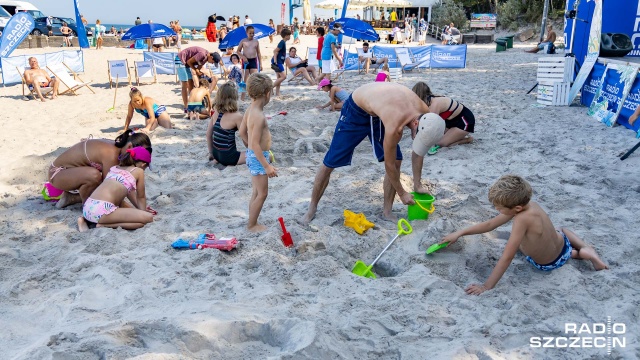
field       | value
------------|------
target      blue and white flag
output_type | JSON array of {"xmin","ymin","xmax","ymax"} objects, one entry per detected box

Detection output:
[
  {"xmin": 0, "ymin": 12, "xmax": 35, "ymax": 58},
  {"xmin": 73, "ymin": 0, "xmax": 90, "ymax": 49}
]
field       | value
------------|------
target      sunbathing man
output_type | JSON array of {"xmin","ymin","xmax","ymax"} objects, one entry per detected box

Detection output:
[
  {"xmin": 526, "ymin": 25, "xmax": 556, "ymax": 53},
  {"xmin": 358, "ymin": 42, "xmax": 389, "ymax": 74},
  {"xmin": 302, "ymin": 82, "xmax": 445, "ymax": 224},
  {"xmin": 24, "ymin": 57, "xmax": 60, "ymax": 102}
]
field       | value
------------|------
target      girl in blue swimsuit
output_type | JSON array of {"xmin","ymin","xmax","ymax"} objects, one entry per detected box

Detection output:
[{"xmin": 123, "ymin": 87, "xmax": 173, "ymax": 132}]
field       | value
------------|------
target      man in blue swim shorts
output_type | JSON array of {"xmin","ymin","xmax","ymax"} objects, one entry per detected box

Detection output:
[{"xmin": 302, "ymin": 82, "xmax": 446, "ymax": 224}]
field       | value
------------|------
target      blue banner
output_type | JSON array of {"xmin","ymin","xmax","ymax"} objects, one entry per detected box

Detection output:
[
  {"xmin": 430, "ymin": 45, "xmax": 467, "ymax": 68},
  {"xmin": 617, "ymin": 75, "xmax": 640, "ymax": 135},
  {"xmin": 0, "ymin": 12, "xmax": 34, "ymax": 58},
  {"xmin": 410, "ymin": 46, "xmax": 431, "ymax": 68},
  {"xmin": 143, "ymin": 51, "xmax": 177, "ymax": 75},
  {"xmin": 371, "ymin": 46, "xmax": 401, "ymax": 68},
  {"xmin": 73, "ymin": 0, "xmax": 90, "ymax": 49},
  {"xmin": 587, "ymin": 65, "xmax": 626, "ymax": 126},
  {"xmin": 342, "ymin": 49, "xmax": 360, "ymax": 71},
  {"xmin": 581, "ymin": 62, "xmax": 607, "ymax": 107}
]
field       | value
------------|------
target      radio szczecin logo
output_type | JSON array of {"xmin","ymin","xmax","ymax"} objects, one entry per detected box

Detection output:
[{"xmin": 530, "ymin": 317, "xmax": 626, "ymax": 355}]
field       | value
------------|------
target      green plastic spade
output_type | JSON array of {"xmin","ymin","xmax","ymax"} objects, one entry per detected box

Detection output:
[{"xmin": 351, "ymin": 219, "xmax": 412, "ymax": 279}]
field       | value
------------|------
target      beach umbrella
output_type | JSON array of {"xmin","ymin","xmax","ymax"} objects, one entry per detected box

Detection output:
[
  {"xmin": 218, "ymin": 24, "xmax": 275, "ymax": 49},
  {"xmin": 121, "ymin": 23, "xmax": 176, "ymax": 40},
  {"xmin": 315, "ymin": 0, "xmax": 363, "ymax": 10},
  {"xmin": 216, "ymin": 15, "xmax": 227, "ymax": 22},
  {"xmin": 331, "ymin": 17, "xmax": 378, "ymax": 41}
]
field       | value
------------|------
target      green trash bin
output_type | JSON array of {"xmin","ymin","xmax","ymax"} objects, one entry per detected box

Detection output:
[
  {"xmin": 495, "ymin": 39, "xmax": 507, "ymax": 52},
  {"xmin": 504, "ymin": 35, "xmax": 514, "ymax": 49}
]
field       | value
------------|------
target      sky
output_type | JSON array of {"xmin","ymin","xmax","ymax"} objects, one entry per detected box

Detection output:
[{"xmin": 26, "ymin": 0, "xmax": 362, "ymax": 26}]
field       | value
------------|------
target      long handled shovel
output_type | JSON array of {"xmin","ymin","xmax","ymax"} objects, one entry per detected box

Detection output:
[
  {"xmin": 107, "ymin": 75, "xmax": 119, "ymax": 112},
  {"xmin": 351, "ymin": 219, "xmax": 412, "ymax": 279}
]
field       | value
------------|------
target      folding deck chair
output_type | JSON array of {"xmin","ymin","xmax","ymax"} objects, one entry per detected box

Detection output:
[
  {"xmin": 16, "ymin": 66, "xmax": 54, "ymax": 100},
  {"xmin": 395, "ymin": 48, "xmax": 421, "ymax": 73},
  {"xmin": 107, "ymin": 59, "xmax": 131, "ymax": 88},
  {"xmin": 134, "ymin": 60, "xmax": 157, "ymax": 86},
  {"xmin": 357, "ymin": 48, "xmax": 383, "ymax": 74},
  {"xmin": 47, "ymin": 62, "xmax": 95, "ymax": 95}
]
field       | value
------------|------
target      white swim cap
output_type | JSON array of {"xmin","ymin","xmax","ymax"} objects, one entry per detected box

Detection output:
[{"xmin": 412, "ymin": 113, "xmax": 446, "ymax": 156}]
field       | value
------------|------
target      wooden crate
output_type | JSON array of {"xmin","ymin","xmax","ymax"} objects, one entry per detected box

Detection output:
[
  {"xmin": 537, "ymin": 56, "xmax": 575, "ymax": 84},
  {"xmin": 537, "ymin": 81, "xmax": 570, "ymax": 106}
]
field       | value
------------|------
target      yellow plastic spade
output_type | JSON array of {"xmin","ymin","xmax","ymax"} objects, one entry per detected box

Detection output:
[{"xmin": 351, "ymin": 219, "xmax": 412, "ymax": 279}]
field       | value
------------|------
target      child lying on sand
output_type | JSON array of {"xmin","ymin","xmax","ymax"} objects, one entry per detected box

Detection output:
[{"xmin": 440, "ymin": 175, "xmax": 608, "ymax": 295}]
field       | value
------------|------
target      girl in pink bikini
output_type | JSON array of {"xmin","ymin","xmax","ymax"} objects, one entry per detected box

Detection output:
[
  {"xmin": 48, "ymin": 130, "xmax": 152, "ymax": 208},
  {"xmin": 78, "ymin": 146, "xmax": 154, "ymax": 232}
]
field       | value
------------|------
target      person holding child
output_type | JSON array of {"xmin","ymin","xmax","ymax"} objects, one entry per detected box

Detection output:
[
  {"xmin": 176, "ymin": 47, "xmax": 217, "ymax": 114},
  {"xmin": 272, "ymin": 28, "xmax": 292, "ymax": 97},
  {"xmin": 78, "ymin": 146, "xmax": 154, "ymax": 232},
  {"xmin": 412, "ymin": 81, "xmax": 474, "ymax": 155},
  {"xmin": 239, "ymin": 73, "xmax": 277, "ymax": 232},
  {"xmin": 187, "ymin": 79, "xmax": 212, "ymax": 120},
  {"xmin": 123, "ymin": 87, "xmax": 172, "ymax": 132},
  {"xmin": 440, "ymin": 175, "xmax": 608, "ymax": 295},
  {"xmin": 316, "ymin": 79, "xmax": 349, "ymax": 111},
  {"xmin": 207, "ymin": 82, "xmax": 247, "ymax": 168},
  {"xmin": 302, "ymin": 82, "xmax": 444, "ymax": 224},
  {"xmin": 48, "ymin": 130, "xmax": 152, "ymax": 209}
]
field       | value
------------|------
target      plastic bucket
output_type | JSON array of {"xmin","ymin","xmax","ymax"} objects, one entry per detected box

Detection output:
[{"xmin": 407, "ymin": 192, "xmax": 436, "ymax": 221}]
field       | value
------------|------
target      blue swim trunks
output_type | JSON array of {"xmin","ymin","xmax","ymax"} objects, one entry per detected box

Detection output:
[
  {"xmin": 246, "ymin": 149, "xmax": 272, "ymax": 176},
  {"xmin": 175, "ymin": 55, "xmax": 193, "ymax": 82},
  {"xmin": 526, "ymin": 231, "xmax": 572, "ymax": 271},
  {"xmin": 323, "ymin": 95, "xmax": 402, "ymax": 168},
  {"xmin": 187, "ymin": 102, "xmax": 206, "ymax": 113}
]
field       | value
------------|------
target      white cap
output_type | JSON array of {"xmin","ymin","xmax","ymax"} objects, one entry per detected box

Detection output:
[{"xmin": 412, "ymin": 113, "xmax": 446, "ymax": 156}]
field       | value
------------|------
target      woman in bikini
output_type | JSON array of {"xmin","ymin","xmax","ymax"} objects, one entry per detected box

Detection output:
[
  {"xmin": 412, "ymin": 81, "xmax": 475, "ymax": 155},
  {"xmin": 206, "ymin": 82, "xmax": 246, "ymax": 169},
  {"xmin": 78, "ymin": 146, "xmax": 154, "ymax": 232},
  {"xmin": 48, "ymin": 130, "xmax": 152, "ymax": 209},
  {"xmin": 123, "ymin": 87, "xmax": 172, "ymax": 132}
]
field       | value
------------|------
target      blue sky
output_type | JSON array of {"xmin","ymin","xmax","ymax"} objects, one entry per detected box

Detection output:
[{"xmin": 26, "ymin": 0, "xmax": 361, "ymax": 26}]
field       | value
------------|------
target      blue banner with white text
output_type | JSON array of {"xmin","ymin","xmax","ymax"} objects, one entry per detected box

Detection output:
[
  {"xmin": 580, "ymin": 62, "xmax": 607, "ymax": 107},
  {"xmin": 143, "ymin": 51, "xmax": 177, "ymax": 74},
  {"xmin": 0, "ymin": 12, "xmax": 35, "ymax": 58},
  {"xmin": 618, "ymin": 75, "xmax": 640, "ymax": 137},
  {"xmin": 73, "ymin": 0, "xmax": 90, "ymax": 49},
  {"xmin": 429, "ymin": 45, "xmax": 467, "ymax": 68}
]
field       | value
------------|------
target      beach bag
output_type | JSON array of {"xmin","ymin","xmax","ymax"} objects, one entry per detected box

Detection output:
[
  {"xmin": 295, "ymin": 60, "xmax": 309, "ymax": 68},
  {"xmin": 42, "ymin": 182, "xmax": 64, "ymax": 201}
]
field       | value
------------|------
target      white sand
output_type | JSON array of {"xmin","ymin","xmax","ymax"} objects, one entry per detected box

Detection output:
[{"xmin": 0, "ymin": 35, "xmax": 639, "ymax": 359}]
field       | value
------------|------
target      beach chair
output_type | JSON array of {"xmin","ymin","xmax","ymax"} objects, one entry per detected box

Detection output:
[
  {"xmin": 107, "ymin": 59, "xmax": 131, "ymax": 88},
  {"xmin": 16, "ymin": 66, "xmax": 54, "ymax": 100},
  {"xmin": 307, "ymin": 48, "xmax": 319, "ymax": 68},
  {"xmin": 134, "ymin": 61, "xmax": 157, "ymax": 86},
  {"xmin": 357, "ymin": 48, "xmax": 382, "ymax": 74},
  {"xmin": 47, "ymin": 63, "xmax": 95, "ymax": 96},
  {"xmin": 395, "ymin": 48, "xmax": 420, "ymax": 73}
]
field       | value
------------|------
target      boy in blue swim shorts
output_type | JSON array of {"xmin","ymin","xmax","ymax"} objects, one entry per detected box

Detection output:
[
  {"xmin": 239, "ymin": 73, "xmax": 277, "ymax": 232},
  {"xmin": 440, "ymin": 175, "xmax": 608, "ymax": 295}
]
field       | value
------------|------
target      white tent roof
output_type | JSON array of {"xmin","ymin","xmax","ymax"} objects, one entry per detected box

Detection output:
[
  {"xmin": 315, "ymin": 0, "xmax": 364, "ymax": 10},
  {"xmin": 350, "ymin": 0, "xmax": 412, "ymax": 7}
]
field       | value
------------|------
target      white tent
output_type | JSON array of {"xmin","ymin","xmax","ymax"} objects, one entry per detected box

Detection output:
[
  {"xmin": 315, "ymin": 0, "xmax": 364, "ymax": 10},
  {"xmin": 350, "ymin": 0, "xmax": 412, "ymax": 6}
]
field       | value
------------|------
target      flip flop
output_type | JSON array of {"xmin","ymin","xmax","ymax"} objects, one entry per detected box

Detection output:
[{"xmin": 427, "ymin": 145, "xmax": 440, "ymax": 156}]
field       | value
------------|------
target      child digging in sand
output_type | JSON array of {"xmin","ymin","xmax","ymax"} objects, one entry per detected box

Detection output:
[
  {"xmin": 239, "ymin": 73, "xmax": 277, "ymax": 232},
  {"xmin": 187, "ymin": 78, "xmax": 212, "ymax": 120},
  {"xmin": 78, "ymin": 147, "xmax": 154, "ymax": 232},
  {"xmin": 440, "ymin": 175, "xmax": 608, "ymax": 295}
]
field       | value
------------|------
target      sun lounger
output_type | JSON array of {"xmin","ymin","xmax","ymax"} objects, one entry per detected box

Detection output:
[
  {"xmin": 47, "ymin": 62, "xmax": 95, "ymax": 95},
  {"xmin": 16, "ymin": 66, "xmax": 53, "ymax": 100},
  {"xmin": 395, "ymin": 48, "xmax": 421, "ymax": 73}
]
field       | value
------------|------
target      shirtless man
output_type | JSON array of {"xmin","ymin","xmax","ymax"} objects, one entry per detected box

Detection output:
[
  {"xmin": 526, "ymin": 24, "xmax": 556, "ymax": 53},
  {"xmin": 24, "ymin": 57, "xmax": 60, "ymax": 102},
  {"xmin": 237, "ymin": 26, "xmax": 262, "ymax": 91},
  {"xmin": 302, "ymin": 82, "xmax": 446, "ymax": 224}
]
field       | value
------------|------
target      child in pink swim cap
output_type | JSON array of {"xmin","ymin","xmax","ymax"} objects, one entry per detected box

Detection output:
[{"xmin": 316, "ymin": 79, "xmax": 350, "ymax": 112}]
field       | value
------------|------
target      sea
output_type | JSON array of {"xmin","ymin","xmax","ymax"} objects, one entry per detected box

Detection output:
[{"xmin": 87, "ymin": 23, "xmax": 205, "ymax": 32}]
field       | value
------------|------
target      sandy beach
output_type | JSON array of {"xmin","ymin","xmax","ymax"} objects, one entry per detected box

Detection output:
[{"xmin": 0, "ymin": 34, "xmax": 639, "ymax": 359}]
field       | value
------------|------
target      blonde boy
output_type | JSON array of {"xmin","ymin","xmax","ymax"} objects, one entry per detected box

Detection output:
[
  {"xmin": 239, "ymin": 73, "xmax": 277, "ymax": 232},
  {"xmin": 187, "ymin": 78, "xmax": 212, "ymax": 120},
  {"xmin": 441, "ymin": 175, "xmax": 608, "ymax": 295}
]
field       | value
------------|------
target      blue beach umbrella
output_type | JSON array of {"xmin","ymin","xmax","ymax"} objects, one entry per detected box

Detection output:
[
  {"xmin": 331, "ymin": 18, "xmax": 378, "ymax": 41},
  {"xmin": 219, "ymin": 24, "xmax": 275, "ymax": 49},
  {"xmin": 121, "ymin": 23, "xmax": 176, "ymax": 40}
]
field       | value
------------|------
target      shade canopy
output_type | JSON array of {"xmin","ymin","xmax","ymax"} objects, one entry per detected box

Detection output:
[
  {"xmin": 121, "ymin": 23, "xmax": 176, "ymax": 40},
  {"xmin": 350, "ymin": 0, "xmax": 412, "ymax": 6},
  {"xmin": 218, "ymin": 24, "xmax": 275, "ymax": 49},
  {"xmin": 315, "ymin": 0, "xmax": 364, "ymax": 10}
]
